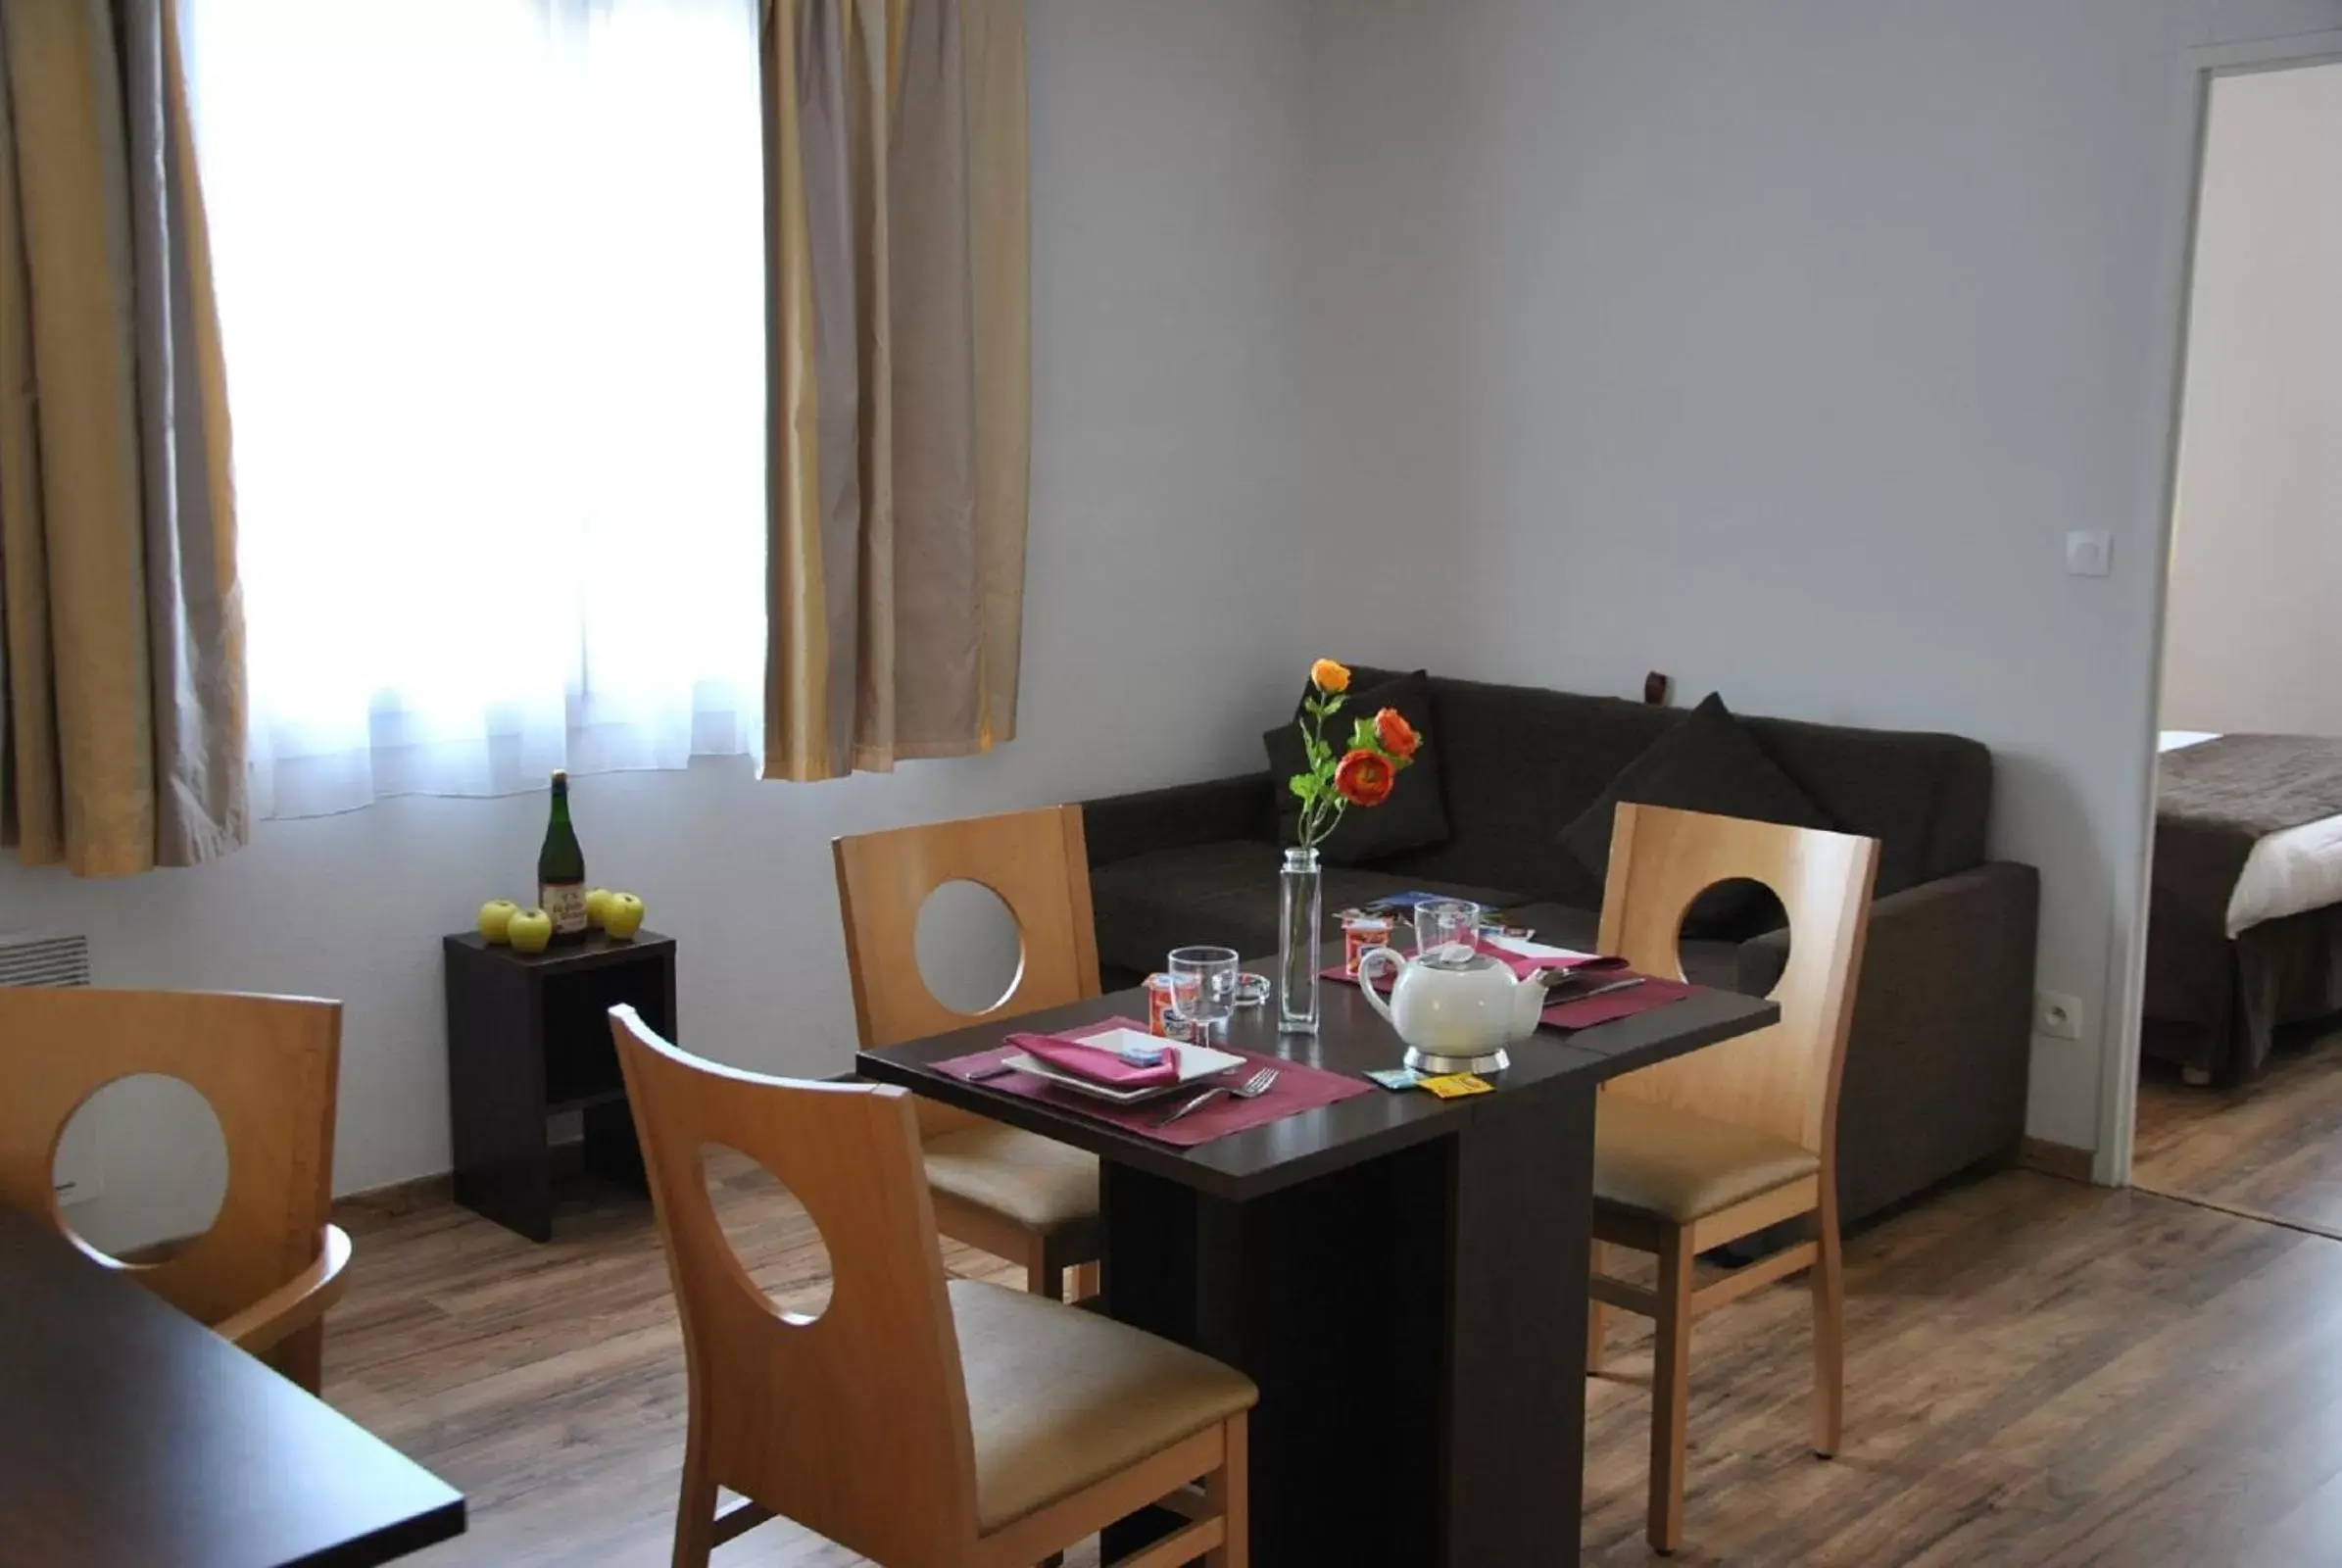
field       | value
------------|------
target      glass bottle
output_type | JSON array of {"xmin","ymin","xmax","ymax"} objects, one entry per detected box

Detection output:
[
  {"xmin": 537, "ymin": 769, "xmax": 589, "ymax": 942},
  {"xmin": 1278, "ymin": 845, "xmax": 1323, "ymax": 1034}
]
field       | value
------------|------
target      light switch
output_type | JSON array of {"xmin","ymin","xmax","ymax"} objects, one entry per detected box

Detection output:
[{"xmin": 2065, "ymin": 530, "xmax": 2113, "ymax": 577}]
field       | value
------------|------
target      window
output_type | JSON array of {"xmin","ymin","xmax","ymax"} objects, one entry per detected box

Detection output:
[{"xmin": 186, "ymin": 0, "xmax": 765, "ymax": 818}]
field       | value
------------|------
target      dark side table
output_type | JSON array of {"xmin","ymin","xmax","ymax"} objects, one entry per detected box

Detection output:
[{"xmin": 442, "ymin": 929, "xmax": 675, "ymax": 1242}]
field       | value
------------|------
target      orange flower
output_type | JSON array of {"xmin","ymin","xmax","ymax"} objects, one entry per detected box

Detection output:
[
  {"xmin": 1334, "ymin": 748, "xmax": 1395, "ymax": 808},
  {"xmin": 1374, "ymin": 707, "xmax": 1420, "ymax": 761},
  {"xmin": 1310, "ymin": 659, "xmax": 1351, "ymax": 695}
]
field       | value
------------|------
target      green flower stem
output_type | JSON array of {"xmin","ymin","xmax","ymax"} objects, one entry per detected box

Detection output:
[
  {"xmin": 1293, "ymin": 691, "xmax": 1348, "ymax": 849},
  {"xmin": 1286, "ymin": 677, "xmax": 1421, "ymax": 851}
]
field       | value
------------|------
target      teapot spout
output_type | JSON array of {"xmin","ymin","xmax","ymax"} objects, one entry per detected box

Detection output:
[{"xmin": 1514, "ymin": 974, "xmax": 1552, "ymax": 1036}]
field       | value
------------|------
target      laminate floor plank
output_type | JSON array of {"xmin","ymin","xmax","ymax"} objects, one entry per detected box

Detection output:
[
  {"xmin": 318, "ymin": 1159, "xmax": 2342, "ymax": 1565},
  {"xmin": 2133, "ymin": 1030, "xmax": 2342, "ymax": 1236}
]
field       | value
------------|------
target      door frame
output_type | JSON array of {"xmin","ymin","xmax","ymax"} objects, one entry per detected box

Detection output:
[{"xmin": 2101, "ymin": 28, "xmax": 2342, "ymax": 1184}]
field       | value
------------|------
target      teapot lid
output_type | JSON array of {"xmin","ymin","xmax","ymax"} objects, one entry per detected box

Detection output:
[{"xmin": 1416, "ymin": 943, "xmax": 1501, "ymax": 974}]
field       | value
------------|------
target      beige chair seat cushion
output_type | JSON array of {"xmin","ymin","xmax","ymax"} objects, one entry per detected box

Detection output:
[
  {"xmin": 951, "ymin": 1279, "xmax": 1257, "ymax": 1532},
  {"xmin": 1593, "ymin": 1095, "xmax": 1821, "ymax": 1222},
  {"xmin": 923, "ymin": 1124, "xmax": 1099, "ymax": 1232}
]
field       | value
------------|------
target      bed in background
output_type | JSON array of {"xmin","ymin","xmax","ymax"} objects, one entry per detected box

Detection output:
[{"xmin": 2146, "ymin": 732, "xmax": 2342, "ymax": 1084}]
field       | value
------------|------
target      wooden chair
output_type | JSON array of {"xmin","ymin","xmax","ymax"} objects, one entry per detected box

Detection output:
[
  {"xmin": 834, "ymin": 805, "xmax": 1104, "ymax": 1299},
  {"xmin": 0, "ymin": 987, "xmax": 352, "ymax": 1395},
  {"xmin": 610, "ymin": 1004, "xmax": 1254, "ymax": 1568},
  {"xmin": 1584, "ymin": 804, "xmax": 1878, "ymax": 1554}
]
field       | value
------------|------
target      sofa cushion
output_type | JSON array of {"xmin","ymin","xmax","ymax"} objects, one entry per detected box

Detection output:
[
  {"xmin": 1366, "ymin": 674, "xmax": 1662, "ymax": 905},
  {"xmin": 1740, "ymin": 712, "xmax": 1989, "ymax": 897},
  {"xmin": 1088, "ymin": 840, "xmax": 1520, "ymax": 980},
  {"xmin": 1558, "ymin": 693, "xmax": 1834, "ymax": 932},
  {"xmin": 1264, "ymin": 669, "xmax": 1447, "ymax": 866},
  {"xmin": 1343, "ymin": 668, "xmax": 1991, "ymax": 904}
]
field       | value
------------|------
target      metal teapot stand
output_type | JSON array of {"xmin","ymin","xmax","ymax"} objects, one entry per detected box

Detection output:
[{"xmin": 1403, "ymin": 1045, "xmax": 1510, "ymax": 1077}]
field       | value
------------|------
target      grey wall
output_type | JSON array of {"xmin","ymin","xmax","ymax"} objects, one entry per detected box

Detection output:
[
  {"xmin": 2163, "ymin": 62, "xmax": 2342, "ymax": 737},
  {"xmin": 0, "ymin": 0, "xmax": 1339, "ymax": 1249},
  {"xmin": 1298, "ymin": 0, "xmax": 2342, "ymax": 1152},
  {"xmin": 22, "ymin": 0, "xmax": 2342, "ymax": 1247}
]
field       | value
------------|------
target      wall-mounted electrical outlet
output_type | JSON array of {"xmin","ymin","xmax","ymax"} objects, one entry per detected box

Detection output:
[{"xmin": 2035, "ymin": 990, "xmax": 2084, "ymax": 1041}]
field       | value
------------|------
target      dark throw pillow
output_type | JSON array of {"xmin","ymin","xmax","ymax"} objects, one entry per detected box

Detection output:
[
  {"xmin": 1559, "ymin": 692, "xmax": 1833, "ymax": 933},
  {"xmin": 1263, "ymin": 668, "xmax": 1448, "ymax": 866}
]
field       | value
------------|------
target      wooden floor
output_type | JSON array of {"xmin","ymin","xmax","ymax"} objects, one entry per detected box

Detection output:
[
  {"xmin": 328, "ymin": 1157, "xmax": 2342, "ymax": 1566},
  {"xmin": 2133, "ymin": 1030, "xmax": 2342, "ymax": 1236}
]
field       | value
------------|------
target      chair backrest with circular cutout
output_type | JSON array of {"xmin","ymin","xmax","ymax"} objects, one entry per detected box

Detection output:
[
  {"xmin": 832, "ymin": 804, "xmax": 1103, "ymax": 1051},
  {"xmin": 610, "ymin": 1004, "xmax": 979, "ymax": 1565},
  {"xmin": 1596, "ymin": 804, "xmax": 1879, "ymax": 1158},
  {"xmin": 0, "ymin": 987, "xmax": 341, "ymax": 1328}
]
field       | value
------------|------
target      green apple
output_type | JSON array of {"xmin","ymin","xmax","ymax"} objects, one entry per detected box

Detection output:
[
  {"xmin": 507, "ymin": 906, "xmax": 555, "ymax": 955},
  {"xmin": 584, "ymin": 888, "xmax": 614, "ymax": 929},
  {"xmin": 478, "ymin": 900, "xmax": 521, "ymax": 944},
  {"xmin": 603, "ymin": 892, "xmax": 646, "ymax": 941}
]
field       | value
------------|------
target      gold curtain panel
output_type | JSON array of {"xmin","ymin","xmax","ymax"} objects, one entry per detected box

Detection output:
[
  {"xmin": 762, "ymin": 0, "xmax": 1030, "ymax": 781},
  {"xmin": 0, "ymin": 0, "xmax": 246, "ymax": 875}
]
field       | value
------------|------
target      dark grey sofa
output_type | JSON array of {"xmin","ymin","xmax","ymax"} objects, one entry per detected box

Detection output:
[{"xmin": 1081, "ymin": 669, "xmax": 2039, "ymax": 1228}]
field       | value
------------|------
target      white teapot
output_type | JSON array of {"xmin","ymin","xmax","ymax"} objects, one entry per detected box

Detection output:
[{"xmin": 1357, "ymin": 943, "xmax": 1550, "ymax": 1075}]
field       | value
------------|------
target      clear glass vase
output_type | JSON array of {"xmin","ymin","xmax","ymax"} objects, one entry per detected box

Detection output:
[{"xmin": 1278, "ymin": 846, "xmax": 1324, "ymax": 1034}]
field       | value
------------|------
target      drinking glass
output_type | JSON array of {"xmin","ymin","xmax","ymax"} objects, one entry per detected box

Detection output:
[
  {"xmin": 1168, "ymin": 945, "xmax": 1241, "ymax": 1042},
  {"xmin": 1413, "ymin": 901, "xmax": 1483, "ymax": 968}
]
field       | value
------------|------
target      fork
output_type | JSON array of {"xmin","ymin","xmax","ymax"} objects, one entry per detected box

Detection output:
[{"xmin": 1151, "ymin": 1066, "xmax": 1279, "ymax": 1128}]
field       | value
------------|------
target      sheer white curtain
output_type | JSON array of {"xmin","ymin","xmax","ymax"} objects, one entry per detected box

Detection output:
[{"xmin": 186, "ymin": 0, "xmax": 765, "ymax": 818}]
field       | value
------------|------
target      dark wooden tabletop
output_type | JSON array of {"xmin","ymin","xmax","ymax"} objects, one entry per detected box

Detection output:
[
  {"xmin": 0, "ymin": 1210, "xmax": 465, "ymax": 1568},
  {"xmin": 857, "ymin": 934, "xmax": 1779, "ymax": 1203},
  {"xmin": 444, "ymin": 926, "xmax": 674, "ymax": 975}
]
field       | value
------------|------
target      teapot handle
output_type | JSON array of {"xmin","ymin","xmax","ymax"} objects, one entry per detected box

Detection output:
[{"xmin": 1356, "ymin": 947, "xmax": 1405, "ymax": 1030}]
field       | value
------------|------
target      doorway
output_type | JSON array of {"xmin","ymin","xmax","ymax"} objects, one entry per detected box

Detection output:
[{"xmin": 2128, "ymin": 55, "xmax": 2342, "ymax": 1233}]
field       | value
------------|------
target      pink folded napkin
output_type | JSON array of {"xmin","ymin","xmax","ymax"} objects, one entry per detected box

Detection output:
[{"xmin": 1005, "ymin": 1031, "xmax": 1178, "ymax": 1088}]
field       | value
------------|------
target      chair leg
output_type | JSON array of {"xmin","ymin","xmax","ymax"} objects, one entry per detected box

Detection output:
[
  {"xmin": 1586, "ymin": 1239, "xmax": 1609, "ymax": 1375},
  {"xmin": 268, "ymin": 1321, "xmax": 325, "ymax": 1396},
  {"xmin": 1647, "ymin": 1227, "xmax": 1693, "ymax": 1555},
  {"xmin": 1068, "ymin": 1259, "xmax": 1100, "ymax": 1302},
  {"xmin": 1205, "ymin": 1411, "xmax": 1250, "ymax": 1568},
  {"xmin": 671, "ymin": 1417, "xmax": 717, "ymax": 1568},
  {"xmin": 1812, "ymin": 1192, "xmax": 1845, "ymax": 1458},
  {"xmin": 1023, "ymin": 1232, "xmax": 1053, "ymax": 1296}
]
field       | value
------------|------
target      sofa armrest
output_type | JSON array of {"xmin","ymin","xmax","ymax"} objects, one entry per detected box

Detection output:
[
  {"xmin": 1082, "ymin": 772, "xmax": 1278, "ymax": 866},
  {"xmin": 1740, "ymin": 860, "xmax": 2040, "ymax": 1224}
]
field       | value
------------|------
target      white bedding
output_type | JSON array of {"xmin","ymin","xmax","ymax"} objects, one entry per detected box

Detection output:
[{"xmin": 2160, "ymin": 731, "xmax": 2342, "ymax": 937}]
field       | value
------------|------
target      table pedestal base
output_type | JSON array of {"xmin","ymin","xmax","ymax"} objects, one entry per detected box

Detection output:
[{"xmin": 1100, "ymin": 1080, "xmax": 1596, "ymax": 1565}]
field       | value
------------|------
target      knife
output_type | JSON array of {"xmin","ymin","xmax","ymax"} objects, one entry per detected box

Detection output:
[{"xmin": 1563, "ymin": 976, "xmax": 1646, "ymax": 1003}]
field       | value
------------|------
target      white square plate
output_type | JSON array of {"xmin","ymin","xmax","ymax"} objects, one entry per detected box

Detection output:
[
  {"xmin": 1483, "ymin": 934, "xmax": 1595, "ymax": 964},
  {"xmin": 1004, "ymin": 1029, "xmax": 1247, "ymax": 1105}
]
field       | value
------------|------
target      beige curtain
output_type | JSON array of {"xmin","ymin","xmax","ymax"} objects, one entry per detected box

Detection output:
[
  {"xmin": 761, "ymin": 0, "xmax": 1029, "ymax": 781},
  {"xmin": 0, "ymin": 0, "xmax": 246, "ymax": 875}
]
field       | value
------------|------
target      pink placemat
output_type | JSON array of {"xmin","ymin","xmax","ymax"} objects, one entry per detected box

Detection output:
[
  {"xmin": 932, "ymin": 1016, "xmax": 1375, "ymax": 1147},
  {"xmin": 1537, "ymin": 974, "xmax": 1696, "ymax": 1029},
  {"xmin": 1323, "ymin": 947, "xmax": 1693, "ymax": 1032}
]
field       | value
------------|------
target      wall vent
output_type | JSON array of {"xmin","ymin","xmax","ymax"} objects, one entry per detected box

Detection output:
[{"xmin": 0, "ymin": 932, "xmax": 93, "ymax": 991}]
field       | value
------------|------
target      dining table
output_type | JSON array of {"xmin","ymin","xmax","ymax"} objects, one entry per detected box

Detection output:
[
  {"xmin": 0, "ymin": 1208, "xmax": 466, "ymax": 1567},
  {"xmin": 856, "ymin": 907, "xmax": 1781, "ymax": 1566}
]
